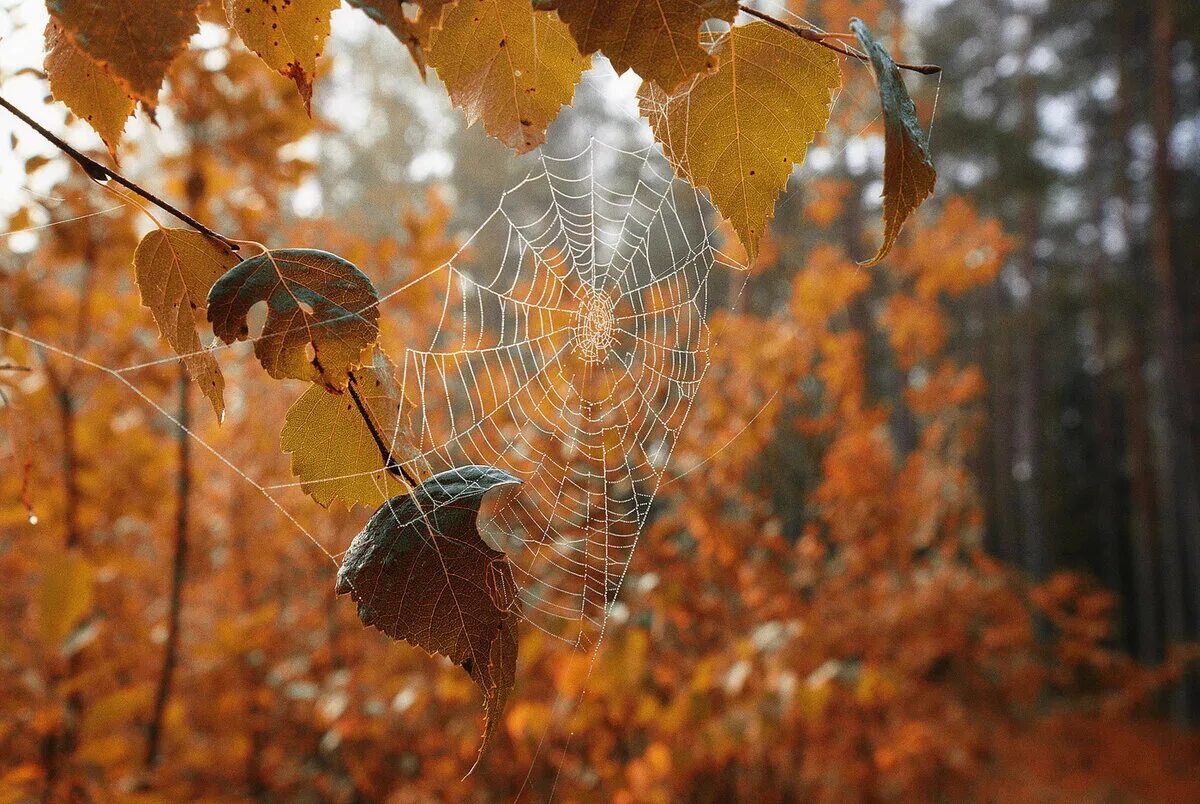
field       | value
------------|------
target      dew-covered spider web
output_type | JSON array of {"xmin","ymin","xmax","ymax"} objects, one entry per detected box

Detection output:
[{"xmin": 381, "ymin": 139, "xmax": 746, "ymax": 651}]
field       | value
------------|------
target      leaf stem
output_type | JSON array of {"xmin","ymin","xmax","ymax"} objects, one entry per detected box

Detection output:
[
  {"xmin": 347, "ymin": 372, "xmax": 419, "ymax": 489},
  {"xmin": 736, "ymin": 6, "xmax": 942, "ymax": 75},
  {"xmin": 0, "ymin": 94, "xmax": 241, "ymax": 252}
]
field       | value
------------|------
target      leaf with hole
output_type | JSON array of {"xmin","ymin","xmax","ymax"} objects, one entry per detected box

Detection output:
[
  {"xmin": 134, "ymin": 229, "xmax": 239, "ymax": 418},
  {"xmin": 207, "ymin": 248, "xmax": 380, "ymax": 390},
  {"xmin": 540, "ymin": 0, "xmax": 737, "ymax": 91},
  {"xmin": 280, "ymin": 349, "xmax": 431, "ymax": 510},
  {"xmin": 850, "ymin": 18, "xmax": 937, "ymax": 266},
  {"xmin": 427, "ymin": 0, "xmax": 590, "ymax": 154},
  {"xmin": 640, "ymin": 21, "xmax": 841, "ymax": 261},
  {"xmin": 335, "ymin": 465, "xmax": 522, "ymax": 767}
]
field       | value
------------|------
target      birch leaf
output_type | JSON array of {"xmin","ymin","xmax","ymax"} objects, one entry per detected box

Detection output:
[
  {"xmin": 133, "ymin": 229, "xmax": 239, "ymax": 419},
  {"xmin": 46, "ymin": 0, "xmax": 201, "ymax": 105},
  {"xmin": 224, "ymin": 0, "xmax": 341, "ymax": 112},
  {"xmin": 207, "ymin": 248, "xmax": 380, "ymax": 390},
  {"xmin": 850, "ymin": 18, "xmax": 937, "ymax": 266},
  {"xmin": 336, "ymin": 465, "xmax": 522, "ymax": 766},
  {"xmin": 640, "ymin": 21, "xmax": 841, "ymax": 260},
  {"xmin": 280, "ymin": 350, "xmax": 431, "ymax": 510},
  {"xmin": 43, "ymin": 22, "xmax": 134, "ymax": 159},
  {"xmin": 347, "ymin": 0, "xmax": 452, "ymax": 78},
  {"xmin": 427, "ymin": 0, "xmax": 590, "ymax": 154},
  {"xmin": 542, "ymin": 0, "xmax": 737, "ymax": 91}
]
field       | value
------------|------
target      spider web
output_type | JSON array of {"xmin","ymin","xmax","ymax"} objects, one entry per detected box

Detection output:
[{"xmin": 377, "ymin": 139, "xmax": 746, "ymax": 651}]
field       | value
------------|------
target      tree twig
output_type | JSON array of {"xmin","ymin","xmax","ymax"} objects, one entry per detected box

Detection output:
[
  {"xmin": 0, "ymin": 94, "xmax": 241, "ymax": 252},
  {"xmin": 737, "ymin": 6, "xmax": 942, "ymax": 75},
  {"xmin": 347, "ymin": 372, "xmax": 419, "ymax": 488}
]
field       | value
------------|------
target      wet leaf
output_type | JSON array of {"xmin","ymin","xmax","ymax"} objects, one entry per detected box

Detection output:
[
  {"xmin": 336, "ymin": 465, "xmax": 522, "ymax": 765},
  {"xmin": 640, "ymin": 22, "xmax": 841, "ymax": 260},
  {"xmin": 133, "ymin": 228, "xmax": 239, "ymax": 418},
  {"xmin": 207, "ymin": 248, "xmax": 380, "ymax": 390},
  {"xmin": 850, "ymin": 18, "xmax": 937, "ymax": 266}
]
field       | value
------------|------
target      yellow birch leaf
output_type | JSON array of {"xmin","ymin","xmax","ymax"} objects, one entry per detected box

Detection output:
[
  {"xmin": 640, "ymin": 22, "xmax": 841, "ymax": 260},
  {"xmin": 133, "ymin": 229, "xmax": 239, "ymax": 419},
  {"xmin": 428, "ymin": 0, "xmax": 590, "ymax": 154},
  {"xmin": 347, "ymin": 0, "xmax": 453, "ymax": 78},
  {"xmin": 280, "ymin": 350, "xmax": 431, "ymax": 510},
  {"xmin": 224, "ymin": 0, "xmax": 341, "ymax": 112},
  {"xmin": 543, "ymin": 0, "xmax": 737, "ymax": 91},
  {"xmin": 47, "ymin": 0, "xmax": 202, "ymax": 105},
  {"xmin": 43, "ymin": 23, "xmax": 134, "ymax": 159}
]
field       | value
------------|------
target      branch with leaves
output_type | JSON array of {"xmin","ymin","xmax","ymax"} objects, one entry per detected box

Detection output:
[{"xmin": 4, "ymin": 0, "xmax": 943, "ymax": 772}]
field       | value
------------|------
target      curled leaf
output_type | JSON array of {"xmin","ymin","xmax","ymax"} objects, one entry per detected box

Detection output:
[
  {"xmin": 850, "ymin": 18, "xmax": 937, "ymax": 266},
  {"xmin": 347, "ymin": 0, "xmax": 452, "ymax": 78},
  {"xmin": 207, "ymin": 248, "xmax": 380, "ymax": 390},
  {"xmin": 336, "ymin": 465, "xmax": 522, "ymax": 765}
]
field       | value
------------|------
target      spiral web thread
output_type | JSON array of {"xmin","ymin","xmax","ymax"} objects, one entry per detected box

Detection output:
[{"xmin": 384, "ymin": 139, "xmax": 746, "ymax": 651}]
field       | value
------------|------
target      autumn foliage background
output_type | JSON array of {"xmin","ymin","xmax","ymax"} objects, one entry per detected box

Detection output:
[{"xmin": 3, "ymin": 0, "xmax": 1200, "ymax": 801}]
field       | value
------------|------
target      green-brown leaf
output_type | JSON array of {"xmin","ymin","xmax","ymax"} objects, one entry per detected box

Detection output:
[
  {"xmin": 207, "ymin": 248, "xmax": 380, "ymax": 390},
  {"xmin": 850, "ymin": 18, "xmax": 937, "ymax": 266},
  {"xmin": 335, "ymin": 465, "xmax": 522, "ymax": 766}
]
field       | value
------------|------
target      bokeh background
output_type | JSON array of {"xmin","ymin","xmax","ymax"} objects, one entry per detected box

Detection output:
[{"xmin": 2, "ymin": 0, "xmax": 1200, "ymax": 800}]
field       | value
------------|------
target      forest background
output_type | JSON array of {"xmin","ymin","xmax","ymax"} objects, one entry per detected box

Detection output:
[{"xmin": 2, "ymin": 0, "xmax": 1200, "ymax": 800}]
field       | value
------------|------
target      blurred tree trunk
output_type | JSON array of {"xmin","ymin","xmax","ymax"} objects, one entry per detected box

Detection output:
[
  {"xmin": 145, "ymin": 365, "xmax": 191, "ymax": 770},
  {"xmin": 1014, "ymin": 65, "xmax": 1046, "ymax": 581},
  {"xmin": 1114, "ymin": 0, "xmax": 1163, "ymax": 668},
  {"xmin": 1148, "ymin": 0, "xmax": 1200, "ymax": 718}
]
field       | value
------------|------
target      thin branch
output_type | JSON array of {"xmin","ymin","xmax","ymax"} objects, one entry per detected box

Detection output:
[
  {"xmin": 0, "ymin": 94, "xmax": 241, "ymax": 252},
  {"xmin": 737, "ymin": 6, "xmax": 942, "ymax": 75},
  {"xmin": 347, "ymin": 372, "xmax": 420, "ymax": 488}
]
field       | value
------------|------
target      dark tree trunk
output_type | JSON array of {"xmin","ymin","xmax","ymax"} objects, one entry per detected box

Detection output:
[{"xmin": 145, "ymin": 365, "xmax": 192, "ymax": 770}]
